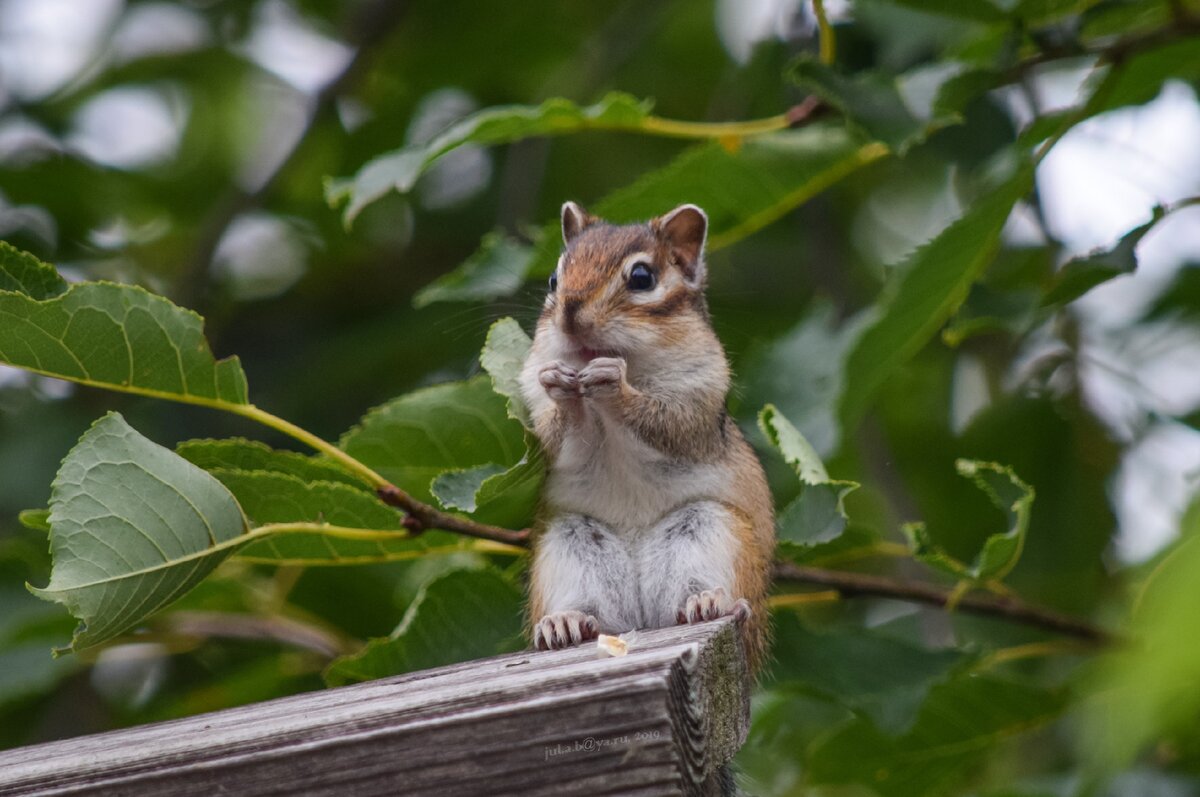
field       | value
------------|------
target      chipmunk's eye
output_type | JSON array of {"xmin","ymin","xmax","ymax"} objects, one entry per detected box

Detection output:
[
  {"xmin": 548, "ymin": 272, "xmax": 558, "ymax": 292},
  {"xmin": 627, "ymin": 263, "xmax": 655, "ymax": 292}
]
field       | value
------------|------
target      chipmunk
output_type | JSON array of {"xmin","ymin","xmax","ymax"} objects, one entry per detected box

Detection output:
[{"xmin": 518, "ymin": 201, "xmax": 775, "ymax": 672}]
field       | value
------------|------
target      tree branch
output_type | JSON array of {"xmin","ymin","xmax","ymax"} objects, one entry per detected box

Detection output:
[
  {"xmin": 774, "ymin": 561, "xmax": 1113, "ymax": 643},
  {"xmin": 376, "ymin": 485, "xmax": 531, "ymax": 546},
  {"xmin": 368, "ymin": 477, "xmax": 1116, "ymax": 644}
]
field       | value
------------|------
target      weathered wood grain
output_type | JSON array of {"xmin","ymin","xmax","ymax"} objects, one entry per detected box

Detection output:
[{"xmin": 0, "ymin": 618, "xmax": 748, "ymax": 796}]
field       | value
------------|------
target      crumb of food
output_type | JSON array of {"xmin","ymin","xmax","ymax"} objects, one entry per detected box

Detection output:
[{"xmin": 596, "ymin": 633, "xmax": 629, "ymax": 657}]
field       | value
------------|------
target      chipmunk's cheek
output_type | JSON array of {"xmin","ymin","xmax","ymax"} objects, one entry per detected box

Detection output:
[{"xmin": 611, "ymin": 319, "xmax": 656, "ymax": 351}]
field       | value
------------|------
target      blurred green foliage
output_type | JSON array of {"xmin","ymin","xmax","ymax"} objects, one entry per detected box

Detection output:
[{"xmin": 1, "ymin": 1, "xmax": 1200, "ymax": 795}]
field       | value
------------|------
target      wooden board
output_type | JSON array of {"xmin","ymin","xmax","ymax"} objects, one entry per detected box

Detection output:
[{"xmin": 0, "ymin": 618, "xmax": 748, "ymax": 796}]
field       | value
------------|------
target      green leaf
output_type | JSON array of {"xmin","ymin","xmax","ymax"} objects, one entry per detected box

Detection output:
[
  {"xmin": 430, "ymin": 463, "xmax": 507, "ymax": 512},
  {"xmin": 902, "ymin": 522, "xmax": 971, "ymax": 579},
  {"xmin": 413, "ymin": 233, "xmax": 537, "ymax": 309},
  {"xmin": 1085, "ymin": 498, "xmax": 1200, "ymax": 769},
  {"xmin": 769, "ymin": 613, "xmax": 970, "ymax": 733},
  {"xmin": 877, "ymin": 0, "xmax": 1007, "ymax": 22},
  {"xmin": 595, "ymin": 126, "xmax": 885, "ymax": 253},
  {"xmin": 448, "ymin": 126, "xmax": 888, "ymax": 291},
  {"xmin": 1081, "ymin": 0, "xmax": 1170, "ymax": 39},
  {"xmin": 1023, "ymin": 39, "xmax": 1200, "ymax": 145},
  {"xmin": 324, "ymin": 568, "xmax": 524, "ymax": 685},
  {"xmin": 340, "ymin": 374, "xmax": 541, "ymax": 528},
  {"xmin": 761, "ymin": 403, "xmax": 833, "ymax": 483},
  {"xmin": 760, "ymin": 404, "xmax": 859, "ymax": 546},
  {"xmin": 0, "ymin": 272, "xmax": 249, "ymax": 406},
  {"xmin": 776, "ymin": 525, "xmax": 886, "ymax": 567},
  {"xmin": 808, "ymin": 674, "xmax": 1066, "ymax": 797},
  {"xmin": 1012, "ymin": 0, "xmax": 1104, "ymax": 24},
  {"xmin": 202, "ymin": 469, "xmax": 448, "ymax": 565},
  {"xmin": 942, "ymin": 282, "xmax": 1041, "ymax": 346},
  {"xmin": 0, "ymin": 241, "xmax": 66, "ymax": 300},
  {"xmin": 341, "ymin": 376, "xmax": 523, "ymax": 500},
  {"xmin": 790, "ymin": 59, "xmax": 967, "ymax": 153},
  {"xmin": 479, "ymin": 316, "xmax": 534, "ymax": 426},
  {"xmin": 177, "ymin": 438, "xmax": 365, "ymax": 490},
  {"xmin": 741, "ymin": 302, "xmax": 871, "ymax": 456},
  {"xmin": 336, "ymin": 316, "xmax": 542, "ymax": 528},
  {"xmin": 29, "ymin": 413, "xmax": 250, "ymax": 653},
  {"xmin": 468, "ymin": 318, "xmax": 545, "ymax": 526},
  {"xmin": 423, "ymin": 445, "xmax": 542, "ymax": 529},
  {"xmin": 207, "ymin": 469, "xmax": 401, "ymax": 530},
  {"xmin": 931, "ymin": 67, "xmax": 1002, "ymax": 117},
  {"xmin": 905, "ymin": 459, "xmax": 1035, "ymax": 582},
  {"xmin": 461, "ymin": 448, "xmax": 545, "ymax": 529},
  {"xmin": 328, "ymin": 92, "xmax": 653, "ymax": 223},
  {"xmin": 1041, "ymin": 208, "xmax": 1163, "ymax": 307},
  {"xmin": 775, "ymin": 488, "xmax": 861, "ymax": 548},
  {"xmin": 839, "ymin": 165, "xmax": 1033, "ymax": 429},
  {"xmin": 961, "ymin": 460, "xmax": 1035, "ymax": 580},
  {"xmin": 237, "ymin": 531, "xmax": 452, "ymax": 567},
  {"xmin": 1099, "ymin": 37, "xmax": 1200, "ymax": 112},
  {"xmin": 17, "ymin": 509, "xmax": 50, "ymax": 533}
]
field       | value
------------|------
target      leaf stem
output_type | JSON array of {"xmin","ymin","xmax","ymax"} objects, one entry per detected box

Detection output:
[
  {"xmin": 633, "ymin": 113, "xmax": 791, "ymax": 139},
  {"xmin": 250, "ymin": 522, "xmax": 414, "ymax": 541},
  {"xmin": 769, "ymin": 590, "xmax": 842, "ymax": 609},
  {"xmin": 971, "ymin": 638, "xmax": 1096, "ymax": 671},
  {"xmin": 234, "ymin": 541, "xmax": 516, "ymax": 567},
  {"xmin": 226, "ymin": 408, "xmax": 529, "ymax": 546},
  {"xmin": 804, "ymin": 540, "xmax": 910, "ymax": 568},
  {"xmin": 812, "ymin": 0, "xmax": 836, "ymax": 65},
  {"xmin": 228, "ymin": 402, "xmax": 529, "ymax": 546},
  {"xmin": 226, "ymin": 404, "xmax": 390, "ymax": 489},
  {"xmin": 707, "ymin": 142, "xmax": 889, "ymax": 251},
  {"xmin": 5, "ymin": 363, "xmax": 529, "ymax": 547}
]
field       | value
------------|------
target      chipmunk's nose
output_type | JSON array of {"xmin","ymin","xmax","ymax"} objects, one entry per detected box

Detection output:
[{"xmin": 561, "ymin": 296, "xmax": 586, "ymax": 335}]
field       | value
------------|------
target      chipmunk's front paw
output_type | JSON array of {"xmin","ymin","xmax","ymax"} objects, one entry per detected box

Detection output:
[
  {"xmin": 534, "ymin": 610, "xmax": 600, "ymax": 651},
  {"xmin": 538, "ymin": 361, "xmax": 579, "ymax": 402},
  {"xmin": 578, "ymin": 357, "xmax": 626, "ymax": 399},
  {"xmin": 676, "ymin": 587, "xmax": 751, "ymax": 624}
]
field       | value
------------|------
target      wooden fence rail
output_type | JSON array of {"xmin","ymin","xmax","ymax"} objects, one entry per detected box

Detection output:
[{"xmin": 0, "ymin": 618, "xmax": 748, "ymax": 796}]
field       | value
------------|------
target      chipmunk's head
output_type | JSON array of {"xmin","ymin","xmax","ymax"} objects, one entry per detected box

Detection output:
[{"xmin": 539, "ymin": 201, "xmax": 711, "ymax": 365}]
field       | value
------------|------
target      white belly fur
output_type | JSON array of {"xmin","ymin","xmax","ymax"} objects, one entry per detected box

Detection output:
[{"xmin": 545, "ymin": 405, "xmax": 730, "ymax": 531}]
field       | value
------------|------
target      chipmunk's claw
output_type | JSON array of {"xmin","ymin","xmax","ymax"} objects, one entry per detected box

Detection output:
[
  {"xmin": 577, "ymin": 357, "xmax": 626, "ymax": 398},
  {"xmin": 534, "ymin": 610, "xmax": 599, "ymax": 651},
  {"xmin": 538, "ymin": 361, "xmax": 579, "ymax": 402},
  {"xmin": 677, "ymin": 587, "xmax": 748, "ymax": 624}
]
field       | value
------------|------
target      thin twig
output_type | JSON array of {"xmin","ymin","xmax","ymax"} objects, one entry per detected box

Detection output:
[
  {"xmin": 774, "ymin": 561, "xmax": 1114, "ymax": 643},
  {"xmin": 784, "ymin": 95, "xmax": 829, "ymax": 127},
  {"xmin": 376, "ymin": 485, "xmax": 531, "ymax": 546}
]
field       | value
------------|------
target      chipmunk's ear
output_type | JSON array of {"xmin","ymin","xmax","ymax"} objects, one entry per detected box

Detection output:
[
  {"xmin": 561, "ymin": 201, "xmax": 596, "ymax": 244},
  {"xmin": 656, "ymin": 204, "xmax": 708, "ymax": 285}
]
